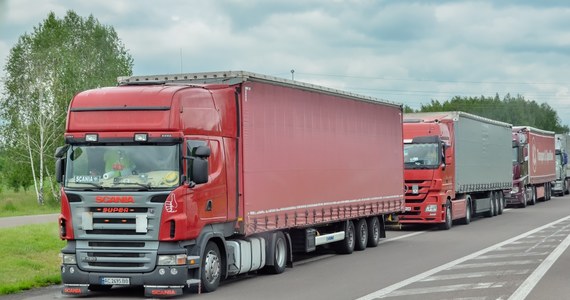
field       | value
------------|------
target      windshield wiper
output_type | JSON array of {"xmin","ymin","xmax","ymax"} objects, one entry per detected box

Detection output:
[
  {"xmin": 76, "ymin": 182, "xmax": 105, "ymax": 190},
  {"xmin": 112, "ymin": 181, "xmax": 152, "ymax": 189}
]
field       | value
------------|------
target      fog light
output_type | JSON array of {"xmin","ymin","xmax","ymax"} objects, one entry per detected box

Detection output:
[
  {"xmin": 170, "ymin": 268, "xmax": 178, "ymax": 275},
  {"xmin": 69, "ymin": 267, "xmax": 75, "ymax": 274},
  {"xmin": 159, "ymin": 268, "xmax": 166, "ymax": 275},
  {"xmin": 425, "ymin": 205, "xmax": 438, "ymax": 212}
]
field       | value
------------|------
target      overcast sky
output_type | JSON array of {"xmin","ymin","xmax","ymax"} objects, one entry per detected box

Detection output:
[{"xmin": 1, "ymin": 0, "xmax": 569, "ymax": 127}]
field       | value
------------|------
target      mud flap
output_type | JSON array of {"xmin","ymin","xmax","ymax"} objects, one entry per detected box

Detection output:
[
  {"xmin": 144, "ymin": 286, "xmax": 183, "ymax": 298},
  {"xmin": 62, "ymin": 284, "xmax": 89, "ymax": 296}
]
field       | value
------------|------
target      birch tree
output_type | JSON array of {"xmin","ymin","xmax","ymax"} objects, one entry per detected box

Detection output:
[{"xmin": 1, "ymin": 10, "xmax": 133, "ymax": 204}]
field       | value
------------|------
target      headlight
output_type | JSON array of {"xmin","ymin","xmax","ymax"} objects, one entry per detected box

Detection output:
[
  {"xmin": 61, "ymin": 253, "xmax": 77, "ymax": 264},
  {"xmin": 157, "ymin": 254, "xmax": 187, "ymax": 266},
  {"xmin": 425, "ymin": 205, "xmax": 438, "ymax": 212},
  {"xmin": 511, "ymin": 186, "xmax": 519, "ymax": 193}
]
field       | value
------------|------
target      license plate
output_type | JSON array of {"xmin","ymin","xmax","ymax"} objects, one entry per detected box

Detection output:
[
  {"xmin": 405, "ymin": 206, "xmax": 412, "ymax": 212},
  {"xmin": 100, "ymin": 277, "xmax": 130, "ymax": 285}
]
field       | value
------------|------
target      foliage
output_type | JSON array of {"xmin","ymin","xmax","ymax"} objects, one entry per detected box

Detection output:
[
  {"xmin": 1, "ymin": 10, "xmax": 133, "ymax": 204},
  {"xmin": 413, "ymin": 94, "xmax": 569, "ymax": 133},
  {"xmin": 0, "ymin": 223, "xmax": 64, "ymax": 294}
]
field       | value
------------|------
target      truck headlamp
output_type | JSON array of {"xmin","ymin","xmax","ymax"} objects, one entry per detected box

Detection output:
[
  {"xmin": 60, "ymin": 253, "xmax": 77, "ymax": 264},
  {"xmin": 425, "ymin": 205, "xmax": 438, "ymax": 212},
  {"xmin": 511, "ymin": 186, "xmax": 519, "ymax": 193},
  {"xmin": 157, "ymin": 254, "xmax": 187, "ymax": 266}
]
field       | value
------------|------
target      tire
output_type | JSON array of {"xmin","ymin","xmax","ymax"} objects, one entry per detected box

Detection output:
[
  {"xmin": 545, "ymin": 183, "xmax": 552, "ymax": 201},
  {"xmin": 529, "ymin": 186, "xmax": 537, "ymax": 205},
  {"xmin": 201, "ymin": 241, "xmax": 222, "ymax": 293},
  {"xmin": 334, "ymin": 221, "xmax": 355, "ymax": 254},
  {"xmin": 439, "ymin": 202, "xmax": 452, "ymax": 230},
  {"xmin": 492, "ymin": 191, "xmax": 499, "ymax": 216},
  {"xmin": 485, "ymin": 193, "xmax": 495, "ymax": 217},
  {"xmin": 354, "ymin": 219, "xmax": 368, "ymax": 251},
  {"xmin": 263, "ymin": 232, "xmax": 287, "ymax": 274},
  {"xmin": 497, "ymin": 192, "xmax": 504, "ymax": 215},
  {"xmin": 459, "ymin": 198, "xmax": 471, "ymax": 225},
  {"xmin": 565, "ymin": 180, "xmax": 569, "ymax": 195},
  {"xmin": 88, "ymin": 284, "xmax": 113, "ymax": 292},
  {"xmin": 520, "ymin": 187, "xmax": 528, "ymax": 208},
  {"xmin": 366, "ymin": 216, "xmax": 381, "ymax": 248}
]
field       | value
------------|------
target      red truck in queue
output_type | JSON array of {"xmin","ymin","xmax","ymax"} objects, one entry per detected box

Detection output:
[
  {"xmin": 54, "ymin": 71, "xmax": 405, "ymax": 297},
  {"xmin": 506, "ymin": 126, "xmax": 556, "ymax": 207},
  {"xmin": 400, "ymin": 112, "xmax": 513, "ymax": 230}
]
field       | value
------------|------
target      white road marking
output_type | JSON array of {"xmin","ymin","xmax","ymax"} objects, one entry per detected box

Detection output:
[
  {"xmin": 379, "ymin": 231, "xmax": 426, "ymax": 244},
  {"xmin": 383, "ymin": 282, "xmax": 507, "ymax": 297},
  {"xmin": 474, "ymin": 252, "xmax": 549, "ymax": 260},
  {"xmin": 420, "ymin": 270, "xmax": 530, "ymax": 282},
  {"xmin": 447, "ymin": 260, "xmax": 538, "ymax": 270},
  {"xmin": 355, "ymin": 215, "xmax": 570, "ymax": 300},
  {"xmin": 508, "ymin": 225, "xmax": 570, "ymax": 300}
]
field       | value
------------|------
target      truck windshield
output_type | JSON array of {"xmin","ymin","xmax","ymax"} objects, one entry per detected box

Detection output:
[
  {"xmin": 512, "ymin": 147, "xmax": 519, "ymax": 164},
  {"xmin": 404, "ymin": 143, "xmax": 439, "ymax": 169},
  {"xmin": 64, "ymin": 145, "xmax": 180, "ymax": 190}
]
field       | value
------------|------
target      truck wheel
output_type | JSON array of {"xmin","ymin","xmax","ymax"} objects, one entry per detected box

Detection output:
[
  {"xmin": 264, "ymin": 232, "xmax": 287, "ymax": 274},
  {"xmin": 497, "ymin": 192, "xmax": 505, "ymax": 215},
  {"xmin": 485, "ymin": 194, "xmax": 495, "ymax": 217},
  {"xmin": 520, "ymin": 188, "xmax": 528, "ymax": 208},
  {"xmin": 459, "ymin": 198, "xmax": 471, "ymax": 225},
  {"xmin": 354, "ymin": 219, "xmax": 368, "ymax": 251},
  {"xmin": 565, "ymin": 180, "xmax": 569, "ymax": 194},
  {"xmin": 201, "ymin": 241, "xmax": 222, "ymax": 293},
  {"xmin": 366, "ymin": 216, "xmax": 381, "ymax": 247},
  {"xmin": 492, "ymin": 192, "xmax": 499, "ymax": 216},
  {"xmin": 545, "ymin": 183, "xmax": 551, "ymax": 201},
  {"xmin": 529, "ymin": 186, "xmax": 537, "ymax": 205},
  {"xmin": 334, "ymin": 221, "xmax": 355, "ymax": 254},
  {"xmin": 439, "ymin": 203, "xmax": 452, "ymax": 230}
]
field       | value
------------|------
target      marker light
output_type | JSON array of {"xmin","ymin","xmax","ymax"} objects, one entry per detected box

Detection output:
[
  {"xmin": 134, "ymin": 133, "xmax": 148, "ymax": 142},
  {"xmin": 85, "ymin": 134, "xmax": 98, "ymax": 142}
]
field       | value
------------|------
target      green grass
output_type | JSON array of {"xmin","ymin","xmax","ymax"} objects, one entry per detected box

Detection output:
[
  {"xmin": 0, "ymin": 189, "xmax": 59, "ymax": 217},
  {"xmin": 0, "ymin": 223, "xmax": 65, "ymax": 294}
]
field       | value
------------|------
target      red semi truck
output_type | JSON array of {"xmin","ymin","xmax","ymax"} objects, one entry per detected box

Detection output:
[
  {"xmin": 506, "ymin": 126, "xmax": 556, "ymax": 207},
  {"xmin": 54, "ymin": 71, "xmax": 405, "ymax": 297},
  {"xmin": 400, "ymin": 112, "xmax": 512, "ymax": 229}
]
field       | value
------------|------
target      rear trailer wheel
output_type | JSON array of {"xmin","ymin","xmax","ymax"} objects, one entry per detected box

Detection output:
[
  {"xmin": 439, "ymin": 204, "xmax": 452, "ymax": 230},
  {"xmin": 354, "ymin": 219, "xmax": 368, "ymax": 251},
  {"xmin": 334, "ymin": 221, "xmax": 355, "ymax": 254},
  {"xmin": 366, "ymin": 216, "xmax": 381, "ymax": 247},
  {"xmin": 264, "ymin": 232, "xmax": 287, "ymax": 274},
  {"xmin": 498, "ymin": 192, "xmax": 505, "ymax": 215},
  {"xmin": 201, "ymin": 241, "xmax": 222, "ymax": 293},
  {"xmin": 492, "ymin": 192, "xmax": 499, "ymax": 216}
]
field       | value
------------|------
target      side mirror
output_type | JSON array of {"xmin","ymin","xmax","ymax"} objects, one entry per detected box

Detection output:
[
  {"xmin": 55, "ymin": 145, "xmax": 69, "ymax": 158},
  {"xmin": 186, "ymin": 145, "xmax": 211, "ymax": 185},
  {"xmin": 193, "ymin": 145, "xmax": 211, "ymax": 158},
  {"xmin": 55, "ymin": 158, "xmax": 64, "ymax": 183}
]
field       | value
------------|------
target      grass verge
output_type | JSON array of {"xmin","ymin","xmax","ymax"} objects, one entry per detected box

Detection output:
[
  {"xmin": 0, "ymin": 189, "xmax": 59, "ymax": 217},
  {"xmin": 0, "ymin": 223, "xmax": 64, "ymax": 295}
]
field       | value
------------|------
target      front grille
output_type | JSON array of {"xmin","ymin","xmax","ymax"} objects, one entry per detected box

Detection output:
[
  {"xmin": 404, "ymin": 180, "xmax": 431, "ymax": 203},
  {"xmin": 76, "ymin": 241, "xmax": 159, "ymax": 272}
]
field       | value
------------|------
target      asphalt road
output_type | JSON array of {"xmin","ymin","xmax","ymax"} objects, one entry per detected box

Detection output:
[{"xmin": 2, "ymin": 195, "xmax": 570, "ymax": 300}]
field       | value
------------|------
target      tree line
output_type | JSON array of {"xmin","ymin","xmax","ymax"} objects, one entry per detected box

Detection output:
[
  {"xmin": 1, "ymin": 11, "xmax": 568, "ymax": 204},
  {"xmin": 404, "ymin": 94, "xmax": 569, "ymax": 133}
]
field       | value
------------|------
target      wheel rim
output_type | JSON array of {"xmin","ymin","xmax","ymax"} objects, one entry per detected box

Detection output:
[
  {"xmin": 204, "ymin": 249, "xmax": 221, "ymax": 284},
  {"xmin": 275, "ymin": 238, "xmax": 286, "ymax": 267},
  {"xmin": 446, "ymin": 206, "xmax": 451, "ymax": 226}
]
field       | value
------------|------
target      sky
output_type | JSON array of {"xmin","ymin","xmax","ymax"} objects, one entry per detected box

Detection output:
[{"xmin": 1, "ymin": 0, "xmax": 569, "ymax": 127}]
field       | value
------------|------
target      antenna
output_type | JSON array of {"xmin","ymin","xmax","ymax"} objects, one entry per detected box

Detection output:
[{"xmin": 291, "ymin": 69, "xmax": 295, "ymax": 80}]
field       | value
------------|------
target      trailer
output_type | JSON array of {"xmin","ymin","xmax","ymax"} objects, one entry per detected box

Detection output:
[
  {"xmin": 55, "ymin": 71, "xmax": 405, "ymax": 297},
  {"xmin": 401, "ymin": 111, "xmax": 512, "ymax": 229},
  {"xmin": 506, "ymin": 126, "xmax": 556, "ymax": 206}
]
